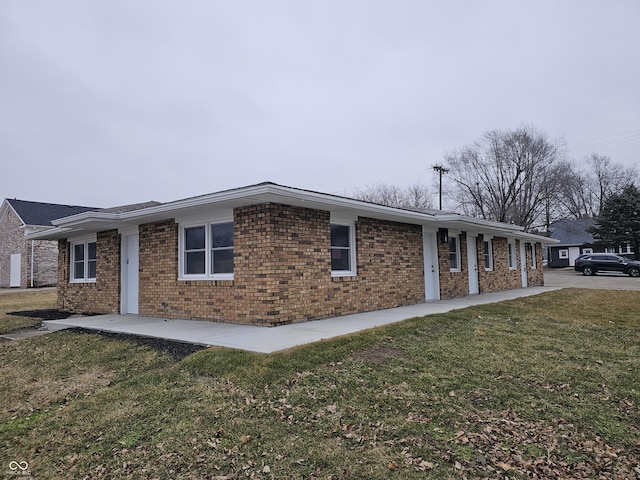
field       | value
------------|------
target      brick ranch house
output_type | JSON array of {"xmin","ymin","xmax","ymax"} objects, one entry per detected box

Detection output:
[
  {"xmin": 28, "ymin": 183, "xmax": 553, "ymax": 326},
  {"xmin": 0, "ymin": 199, "xmax": 96, "ymax": 288}
]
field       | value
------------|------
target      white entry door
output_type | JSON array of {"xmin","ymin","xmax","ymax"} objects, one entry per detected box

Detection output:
[
  {"xmin": 422, "ymin": 228, "xmax": 440, "ymax": 301},
  {"xmin": 467, "ymin": 236, "xmax": 479, "ymax": 295},
  {"xmin": 10, "ymin": 254, "xmax": 21, "ymax": 287},
  {"xmin": 122, "ymin": 234, "xmax": 139, "ymax": 314}
]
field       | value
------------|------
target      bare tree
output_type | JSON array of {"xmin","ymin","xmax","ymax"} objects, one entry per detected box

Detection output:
[
  {"xmin": 353, "ymin": 182, "xmax": 434, "ymax": 209},
  {"xmin": 444, "ymin": 125, "xmax": 566, "ymax": 230},
  {"xmin": 555, "ymin": 154, "xmax": 637, "ymax": 220}
]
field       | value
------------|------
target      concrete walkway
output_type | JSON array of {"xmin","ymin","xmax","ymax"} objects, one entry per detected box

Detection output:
[{"xmin": 43, "ymin": 286, "xmax": 559, "ymax": 353}]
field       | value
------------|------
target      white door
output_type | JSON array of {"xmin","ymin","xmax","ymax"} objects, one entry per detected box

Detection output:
[
  {"xmin": 568, "ymin": 247, "xmax": 581, "ymax": 266},
  {"xmin": 422, "ymin": 228, "xmax": 440, "ymax": 301},
  {"xmin": 10, "ymin": 254, "xmax": 21, "ymax": 287},
  {"xmin": 520, "ymin": 241, "xmax": 528, "ymax": 288},
  {"xmin": 122, "ymin": 234, "xmax": 139, "ymax": 314},
  {"xmin": 467, "ymin": 236, "xmax": 479, "ymax": 295}
]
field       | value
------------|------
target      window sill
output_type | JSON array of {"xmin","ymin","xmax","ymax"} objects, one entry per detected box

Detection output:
[
  {"xmin": 331, "ymin": 271, "xmax": 357, "ymax": 278},
  {"xmin": 178, "ymin": 274, "xmax": 234, "ymax": 282},
  {"xmin": 69, "ymin": 279, "xmax": 96, "ymax": 284}
]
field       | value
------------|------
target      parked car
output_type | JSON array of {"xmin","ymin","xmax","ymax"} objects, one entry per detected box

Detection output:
[{"xmin": 574, "ymin": 253, "xmax": 640, "ymax": 277}]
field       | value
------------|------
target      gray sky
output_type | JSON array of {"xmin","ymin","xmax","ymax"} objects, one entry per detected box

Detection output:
[{"xmin": 1, "ymin": 0, "xmax": 639, "ymax": 208}]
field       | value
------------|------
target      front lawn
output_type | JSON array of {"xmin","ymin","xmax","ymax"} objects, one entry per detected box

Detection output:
[{"xmin": 1, "ymin": 288, "xmax": 638, "ymax": 479}]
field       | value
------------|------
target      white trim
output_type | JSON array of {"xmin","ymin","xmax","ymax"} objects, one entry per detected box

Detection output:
[
  {"xmin": 422, "ymin": 227, "xmax": 440, "ymax": 301},
  {"xmin": 175, "ymin": 209, "xmax": 233, "ymax": 226},
  {"xmin": 508, "ymin": 239, "xmax": 517, "ymax": 270},
  {"xmin": 448, "ymin": 234, "xmax": 461, "ymax": 272},
  {"xmin": 330, "ymin": 219, "xmax": 357, "ymax": 277},
  {"xmin": 118, "ymin": 225, "xmax": 139, "ymax": 236},
  {"xmin": 69, "ymin": 238, "xmax": 97, "ymax": 283},
  {"xmin": 177, "ymin": 217, "xmax": 235, "ymax": 281},
  {"xmin": 483, "ymin": 238, "xmax": 494, "ymax": 271}
]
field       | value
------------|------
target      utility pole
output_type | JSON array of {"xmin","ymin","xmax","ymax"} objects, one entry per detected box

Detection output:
[{"xmin": 432, "ymin": 164, "xmax": 449, "ymax": 210}]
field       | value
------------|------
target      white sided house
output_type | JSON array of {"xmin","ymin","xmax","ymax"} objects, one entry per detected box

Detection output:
[{"xmin": 28, "ymin": 183, "xmax": 554, "ymax": 326}]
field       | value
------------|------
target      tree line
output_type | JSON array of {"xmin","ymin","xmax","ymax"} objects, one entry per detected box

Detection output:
[{"xmin": 353, "ymin": 124, "xmax": 639, "ymax": 258}]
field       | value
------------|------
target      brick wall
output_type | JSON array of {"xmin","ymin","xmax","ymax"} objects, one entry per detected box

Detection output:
[
  {"xmin": 55, "ymin": 202, "xmax": 546, "ymax": 325},
  {"xmin": 438, "ymin": 233, "xmax": 469, "ymax": 299},
  {"xmin": 0, "ymin": 208, "xmax": 59, "ymax": 288},
  {"xmin": 56, "ymin": 230, "xmax": 120, "ymax": 313},
  {"xmin": 478, "ymin": 237, "xmax": 522, "ymax": 293},
  {"xmin": 136, "ymin": 203, "xmax": 425, "ymax": 325}
]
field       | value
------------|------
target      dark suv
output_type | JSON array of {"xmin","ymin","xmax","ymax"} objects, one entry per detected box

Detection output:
[{"xmin": 574, "ymin": 253, "xmax": 640, "ymax": 277}]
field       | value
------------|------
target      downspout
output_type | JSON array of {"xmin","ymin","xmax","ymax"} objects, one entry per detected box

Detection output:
[{"xmin": 30, "ymin": 239, "xmax": 35, "ymax": 288}]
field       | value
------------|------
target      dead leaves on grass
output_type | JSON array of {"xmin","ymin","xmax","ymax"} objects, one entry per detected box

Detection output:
[{"xmin": 449, "ymin": 409, "xmax": 638, "ymax": 479}]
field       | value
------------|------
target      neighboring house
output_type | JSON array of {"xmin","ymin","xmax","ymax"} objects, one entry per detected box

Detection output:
[
  {"xmin": 0, "ymin": 199, "xmax": 97, "ymax": 288},
  {"xmin": 28, "ymin": 182, "xmax": 554, "ymax": 326},
  {"xmin": 546, "ymin": 218, "xmax": 635, "ymax": 267}
]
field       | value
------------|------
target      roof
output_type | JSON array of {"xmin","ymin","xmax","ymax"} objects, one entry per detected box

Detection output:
[
  {"xmin": 548, "ymin": 218, "xmax": 595, "ymax": 246},
  {"xmin": 26, "ymin": 182, "xmax": 555, "ymax": 244},
  {"xmin": 3, "ymin": 199, "xmax": 98, "ymax": 227}
]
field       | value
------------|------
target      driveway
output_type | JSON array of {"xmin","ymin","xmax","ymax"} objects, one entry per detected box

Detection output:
[{"xmin": 544, "ymin": 267, "xmax": 640, "ymax": 291}]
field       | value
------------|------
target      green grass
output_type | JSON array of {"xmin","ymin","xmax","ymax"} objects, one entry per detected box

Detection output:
[
  {"xmin": 0, "ymin": 289, "xmax": 56, "ymax": 334},
  {"xmin": 1, "ymin": 288, "xmax": 638, "ymax": 479}
]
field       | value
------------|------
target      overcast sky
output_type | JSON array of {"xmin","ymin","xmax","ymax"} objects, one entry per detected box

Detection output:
[{"xmin": 1, "ymin": 1, "xmax": 639, "ymax": 208}]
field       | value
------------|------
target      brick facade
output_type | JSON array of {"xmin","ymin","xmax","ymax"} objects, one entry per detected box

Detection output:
[
  {"xmin": 0, "ymin": 207, "xmax": 59, "ymax": 288},
  {"xmin": 54, "ymin": 201, "xmax": 546, "ymax": 326},
  {"xmin": 56, "ymin": 230, "xmax": 120, "ymax": 313}
]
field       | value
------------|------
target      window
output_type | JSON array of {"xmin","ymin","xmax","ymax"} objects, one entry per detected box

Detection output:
[
  {"xmin": 331, "ymin": 222, "xmax": 356, "ymax": 276},
  {"xmin": 508, "ymin": 241, "xmax": 517, "ymax": 269},
  {"xmin": 181, "ymin": 221, "xmax": 234, "ymax": 279},
  {"xmin": 448, "ymin": 235, "xmax": 460, "ymax": 271},
  {"xmin": 71, "ymin": 240, "xmax": 96, "ymax": 282},
  {"xmin": 559, "ymin": 249, "xmax": 569, "ymax": 259},
  {"xmin": 528, "ymin": 243, "xmax": 537, "ymax": 268},
  {"xmin": 484, "ymin": 239, "xmax": 493, "ymax": 271},
  {"xmin": 582, "ymin": 248, "xmax": 593, "ymax": 255}
]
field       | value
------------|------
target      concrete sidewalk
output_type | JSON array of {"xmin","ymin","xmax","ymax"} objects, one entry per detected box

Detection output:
[{"xmin": 44, "ymin": 286, "xmax": 559, "ymax": 353}]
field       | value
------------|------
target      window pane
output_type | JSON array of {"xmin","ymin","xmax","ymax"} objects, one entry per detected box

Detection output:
[
  {"xmin": 212, "ymin": 222, "xmax": 233, "ymax": 248},
  {"xmin": 331, "ymin": 248, "xmax": 350, "ymax": 271},
  {"xmin": 331, "ymin": 224, "xmax": 350, "ymax": 248},
  {"xmin": 185, "ymin": 251, "xmax": 205, "ymax": 275},
  {"xmin": 185, "ymin": 226, "xmax": 205, "ymax": 250},
  {"xmin": 88, "ymin": 260, "xmax": 97, "ymax": 279},
  {"xmin": 74, "ymin": 244, "xmax": 84, "ymax": 261},
  {"xmin": 88, "ymin": 242, "xmax": 97, "ymax": 260},
  {"xmin": 448, "ymin": 237, "xmax": 458, "ymax": 270},
  {"xmin": 212, "ymin": 248, "xmax": 234, "ymax": 273},
  {"xmin": 74, "ymin": 261, "xmax": 85, "ymax": 279}
]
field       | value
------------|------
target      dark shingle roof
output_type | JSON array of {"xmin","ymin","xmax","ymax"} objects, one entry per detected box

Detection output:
[
  {"xmin": 7, "ymin": 199, "xmax": 98, "ymax": 227},
  {"xmin": 548, "ymin": 218, "xmax": 595, "ymax": 245}
]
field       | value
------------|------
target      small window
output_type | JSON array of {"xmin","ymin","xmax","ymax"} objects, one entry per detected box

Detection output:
[
  {"xmin": 71, "ymin": 241, "xmax": 97, "ymax": 282},
  {"xmin": 448, "ymin": 235, "xmax": 460, "ymax": 271},
  {"xmin": 529, "ymin": 243, "xmax": 536, "ymax": 269},
  {"xmin": 582, "ymin": 248, "xmax": 593, "ymax": 255},
  {"xmin": 484, "ymin": 239, "xmax": 493, "ymax": 271},
  {"xmin": 331, "ymin": 223, "xmax": 356, "ymax": 276},
  {"xmin": 559, "ymin": 249, "xmax": 569, "ymax": 259},
  {"xmin": 508, "ymin": 241, "xmax": 517, "ymax": 269}
]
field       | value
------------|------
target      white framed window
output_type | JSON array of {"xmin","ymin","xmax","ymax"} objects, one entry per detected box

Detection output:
[
  {"xmin": 448, "ymin": 235, "xmax": 460, "ymax": 272},
  {"xmin": 582, "ymin": 248, "xmax": 593, "ymax": 255},
  {"xmin": 70, "ymin": 236, "xmax": 97, "ymax": 283},
  {"xmin": 528, "ymin": 243, "xmax": 537, "ymax": 269},
  {"xmin": 559, "ymin": 249, "xmax": 569, "ymax": 259},
  {"xmin": 178, "ymin": 212, "xmax": 234, "ymax": 280},
  {"xmin": 484, "ymin": 239, "xmax": 493, "ymax": 271},
  {"xmin": 331, "ymin": 221, "xmax": 356, "ymax": 277},
  {"xmin": 508, "ymin": 240, "xmax": 517, "ymax": 269}
]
